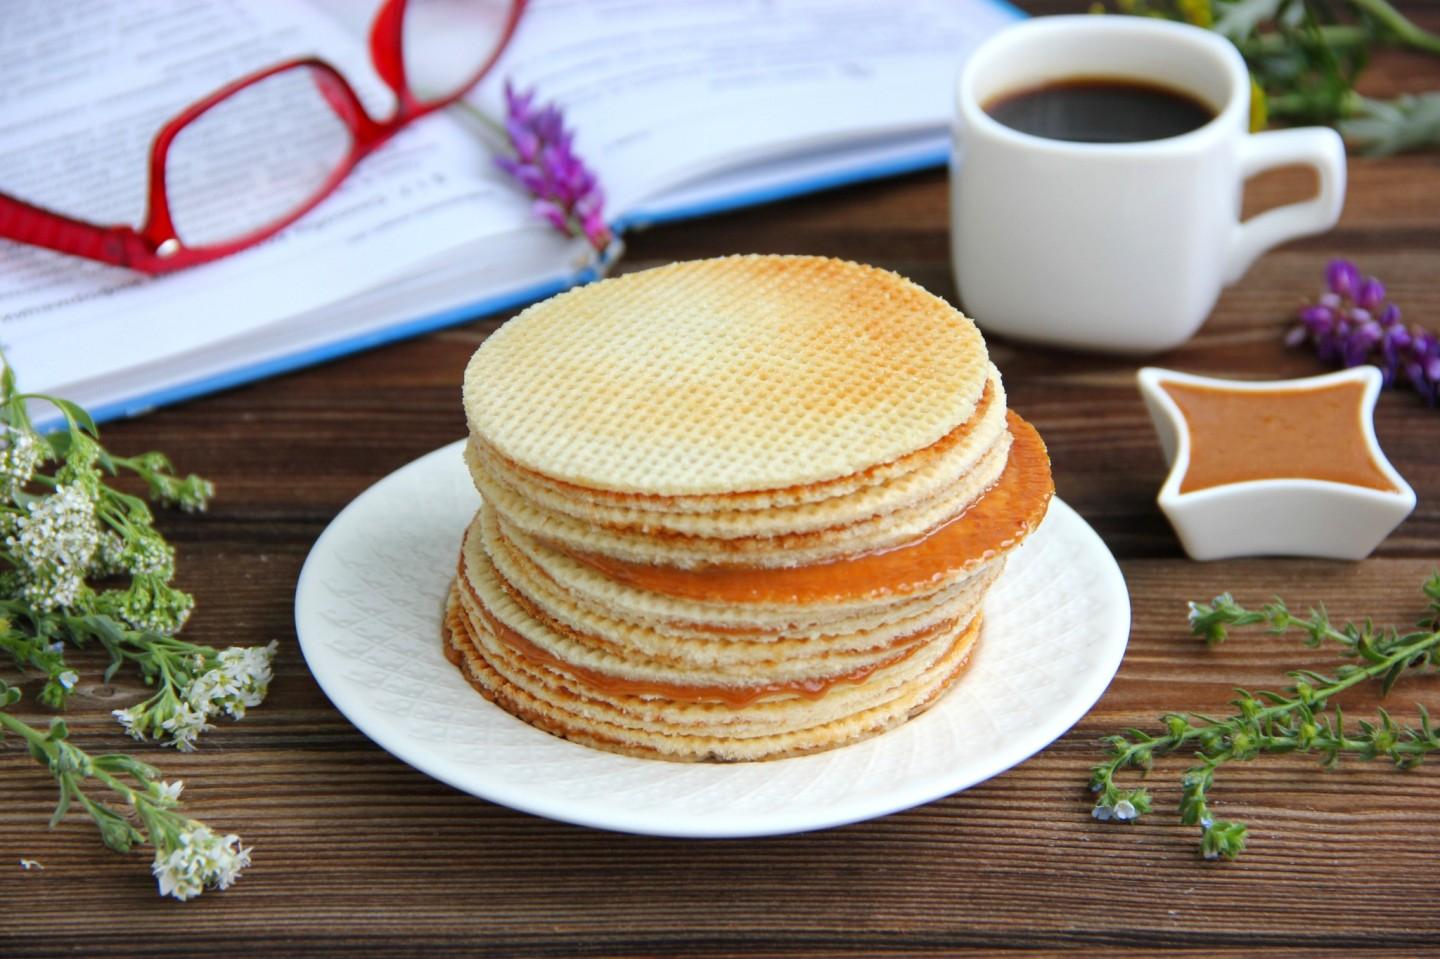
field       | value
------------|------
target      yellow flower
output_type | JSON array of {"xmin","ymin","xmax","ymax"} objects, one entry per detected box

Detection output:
[
  {"xmin": 1179, "ymin": 0, "xmax": 1213, "ymax": 28},
  {"xmin": 1249, "ymin": 76, "xmax": 1269, "ymax": 132}
]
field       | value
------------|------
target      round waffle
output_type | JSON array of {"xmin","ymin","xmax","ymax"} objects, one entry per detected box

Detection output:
[{"xmin": 463, "ymin": 255, "xmax": 991, "ymax": 496}]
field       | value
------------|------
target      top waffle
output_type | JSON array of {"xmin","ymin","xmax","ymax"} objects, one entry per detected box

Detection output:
[{"xmin": 462, "ymin": 255, "xmax": 991, "ymax": 496}]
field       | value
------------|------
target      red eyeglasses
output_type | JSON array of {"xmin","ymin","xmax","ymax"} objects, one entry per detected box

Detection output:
[{"xmin": 0, "ymin": 0, "xmax": 524, "ymax": 276}]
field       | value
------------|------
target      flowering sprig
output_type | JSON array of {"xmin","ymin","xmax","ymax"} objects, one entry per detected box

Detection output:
[
  {"xmin": 0, "ymin": 678, "xmax": 249, "ymax": 900},
  {"xmin": 1287, "ymin": 259, "xmax": 1439, "ymax": 406},
  {"xmin": 1091, "ymin": 572, "xmax": 1440, "ymax": 860},
  {"xmin": 0, "ymin": 355, "xmax": 270, "ymax": 898},
  {"xmin": 1097, "ymin": 1, "xmax": 1440, "ymax": 154},
  {"xmin": 111, "ymin": 638, "xmax": 278, "ymax": 751},
  {"xmin": 492, "ymin": 82, "xmax": 612, "ymax": 253},
  {"xmin": 0, "ymin": 356, "xmax": 273, "ymax": 746}
]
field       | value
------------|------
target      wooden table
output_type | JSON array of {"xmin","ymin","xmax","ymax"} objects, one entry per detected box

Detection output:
[{"xmin": 4, "ymin": 7, "xmax": 1439, "ymax": 956}]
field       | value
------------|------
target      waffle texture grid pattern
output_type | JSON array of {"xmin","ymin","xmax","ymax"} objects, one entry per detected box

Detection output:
[{"xmin": 463, "ymin": 255, "xmax": 992, "ymax": 496}]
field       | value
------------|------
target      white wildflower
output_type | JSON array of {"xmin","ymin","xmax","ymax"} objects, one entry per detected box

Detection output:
[
  {"xmin": 152, "ymin": 780, "xmax": 184, "ymax": 804},
  {"xmin": 7, "ymin": 484, "xmax": 100, "ymax": 611},
  {"xmin": 1112, "ymin": 799, "xmax": 1138, "ymax": 821},
  {"xmin": 185, "ymin": 667, "xmax": 240, "ymax": 715},
  {"xmin": 151, "ymin": 824, "xmax": 251, "ymax": 901},
  {"xmin": 112, "ymin": 707, "xmax": 146, "ymax": 742},
  {"xmin": 160, "ymin": 702, "xmax": 214, "ymax": 752},
  {"xmin": 114, "ymin": 576, "xmax": 193, "ymax": 635},
  {"xmin": 188, "ymin": 641, "xmax": 278, "ymax": 720},
  {"xmin": 123, "ymin": 532, "xmax": 174, "ymax": 578},
  {"xmin": 0, "ymin": 428, "xmax": 43, "ymax": 498},
  {"xmin": 89, "ymin": 530, "xmax": 127, "ymax": 577},
  {"xmin": 1186, "ymin": 600, "xmax": 1202, "ymax": 626}
]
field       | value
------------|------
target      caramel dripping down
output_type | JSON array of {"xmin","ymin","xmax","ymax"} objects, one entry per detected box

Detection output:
[{"xmin": 556, "ymin": 412, "xmax": 1054, "ymax": 605}]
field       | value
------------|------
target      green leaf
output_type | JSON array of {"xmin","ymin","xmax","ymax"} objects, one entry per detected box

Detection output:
[
  {"xmin": 1214, "ymin": 0, "xmax": 1286, "ymax": 40},
  {"xmin": 1200, "ymin": 818, "xmax": 1249, "ymax": 860},
  {"xmin": 49, "ymin": 398, "xmax": 98, "ymax": 437},
  {"xmin": 78, "ymin": 613, "xmax": 130, "ymax": 647},
  {"xmin": 93, "ymin": 753, "xmax": 160, "ymax": 782},
  {"xmin": 48, "ymin": 778, "xmax": 73, "ymax": 829},
  {"xmin": 1341, "ymin": 93, "xmax": 1440, "ymax": 156}
]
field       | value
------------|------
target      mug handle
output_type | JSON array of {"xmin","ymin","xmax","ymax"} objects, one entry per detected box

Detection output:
[{"xmin": 1224, "ymin": 127, "xmax": 1347, "ymax": 284}]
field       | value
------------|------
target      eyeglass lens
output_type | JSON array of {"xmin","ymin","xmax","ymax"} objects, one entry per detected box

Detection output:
[
  {"xmin": 165, "ymin": 0, "xmax": 514, "ymax": 250},
  {"xmin": 166, "ymin": 67, "xmax": 355, "ymax": 249},
  {"xmin": 401, "ymin": 0, "xmax": 517, "ymax": 104}
]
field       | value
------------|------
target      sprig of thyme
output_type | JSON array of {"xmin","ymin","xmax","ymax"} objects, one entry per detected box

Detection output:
[
  {"xmin": 0, "ymin": 678, "xmax": 249, "ymax": 900},
  {"xmin": 1098, "ymin": 0, "xmax": 1440, "ymax": 153},
  {"xmin": 1091, "ymin": 572, "xmax": 1440, "ymax": 860}
]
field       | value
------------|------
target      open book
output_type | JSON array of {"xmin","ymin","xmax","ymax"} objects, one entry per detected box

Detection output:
[{"xmin": 0, "ymin": 0, "xmax": 1019, "ymax": 425}]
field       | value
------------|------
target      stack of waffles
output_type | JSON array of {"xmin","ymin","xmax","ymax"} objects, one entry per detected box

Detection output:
[{"xmin": 443, "ymin": 255, "xmax": 1053, "ymax": 761}]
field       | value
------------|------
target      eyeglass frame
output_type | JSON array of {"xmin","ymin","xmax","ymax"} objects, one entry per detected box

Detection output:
[{"xmin": 0, "ymin": 0, "xmax": 526, "ymax": 275}]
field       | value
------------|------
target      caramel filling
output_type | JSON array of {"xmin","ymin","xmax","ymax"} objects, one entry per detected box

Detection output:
[
  {"xmin": 477, "ymin": 533, "xmax": 955, "ymax": 659},
  {"xmin": 554, "ymin": 413, "xmax": 1052, "ymax": 605},
  {"xmin": 443, "ymin": 597, "xmax": 984, "ymax": 759},
  {"xmin": 1160, "ymin": 381, "xmax": 1395, "ymax": 494},
  {"xmin": 456, "ymin": 578, "xmax": 948, "ymax": 708}
]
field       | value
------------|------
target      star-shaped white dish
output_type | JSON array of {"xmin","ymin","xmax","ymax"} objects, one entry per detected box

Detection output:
[{"xmin": 1137, "ymin": 366, "xmax": 1416, "ymax": 561}]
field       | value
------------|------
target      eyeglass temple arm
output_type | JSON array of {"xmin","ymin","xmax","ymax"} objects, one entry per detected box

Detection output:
[{"xmin": 0, "ymin": 192, "xmax": 156, "ymax": 272}]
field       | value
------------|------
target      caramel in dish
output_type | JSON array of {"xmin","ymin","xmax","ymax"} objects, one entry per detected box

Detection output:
[
  {"xmin": 1160, "ymin": 381, "xmax": 1395, "ymax": 494},
  {"xmin": 559, "ymin": 412, "xmax": 1054, "ymax": 605}
]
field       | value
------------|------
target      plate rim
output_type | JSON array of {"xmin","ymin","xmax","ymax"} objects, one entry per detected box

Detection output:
[{"xmin": 295, "ymin": 439, "xmax": 1130, "ymax": 838}]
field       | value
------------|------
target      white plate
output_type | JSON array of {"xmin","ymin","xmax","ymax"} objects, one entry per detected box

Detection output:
[{"xmin": 295, "ymin": 440, "xmax": 1130, "ymax": 838}]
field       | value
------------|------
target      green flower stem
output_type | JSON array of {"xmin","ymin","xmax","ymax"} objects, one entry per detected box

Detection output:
[
  {"xmin": 1267, "ymin": 89, "xmax": 1365, "ymax": 121},
  {"xmin": 1349, "ymin": 0, "xmax": 1440, "ymax": 55},
  {"xmin": 1092, "ymin": 631, "xmax": 1427, "ymax": 793},
  {"xmin": 455, "ymin": 100, "xmax": 506, "ymax": 138},
  {"xmin": 0, "ymin": 709, "xmax": 150, "ymax": 849},
  {"xmin": 1094, "ymin": 576, "xmax": 1440, "ymax": 860},
  {"xmin": 1239, "ymin": 24, "xmax": 1372, "ymax": 56}
]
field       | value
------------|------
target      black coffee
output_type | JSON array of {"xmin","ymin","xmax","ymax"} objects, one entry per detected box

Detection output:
[{"xmin": 985, "ymin": 77, "xmax": 1215, "ymax": 143}]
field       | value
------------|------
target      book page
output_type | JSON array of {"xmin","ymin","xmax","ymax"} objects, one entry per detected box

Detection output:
[
  {"xmin": 466, "ymin": 0, "xmax": 1020, "ymax": 217},
  {"xmin": 0, "ymin": 0, "xmax": 537, "ymax": 395}
]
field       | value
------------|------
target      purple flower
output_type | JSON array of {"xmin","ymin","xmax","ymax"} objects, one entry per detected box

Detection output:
[
  {"xmin": 1288, "ymin": 259, "xmax": 1437, "ymax": 407},
  {"xmin": 495, "ymin": 82, "xmax": 611, "ymax": 253},
  {"xmin": 1325, "ymin": 259, "xmax": 1360, "ymax": 299},
  {"xmin": 492, "ymin": 82, "xmax": 610, "ymax": 251},
  {"xmin": 1355, "ymin": 277, "xmax": 1386, "ymax": 311}
]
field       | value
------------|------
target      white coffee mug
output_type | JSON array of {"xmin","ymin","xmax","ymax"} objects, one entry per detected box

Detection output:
[{"xmin": 950, "ymin": 16, "xmax": 1346, "ymax": 354}]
